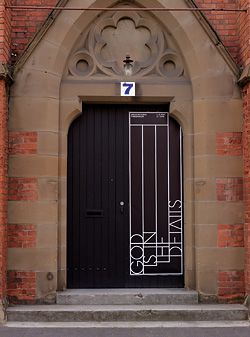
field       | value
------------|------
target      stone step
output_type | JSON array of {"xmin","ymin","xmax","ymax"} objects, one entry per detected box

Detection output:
[
  {"xmin": 5, "ymin": 320, "xmax": 250, "ymax": 328},
  {"xmin": 56, "ymin": 289, "xmax": 199, "ymax": 305},
  {"xmin": 7, "ymin": 304, "xmax": 248, "ymax": 322}
]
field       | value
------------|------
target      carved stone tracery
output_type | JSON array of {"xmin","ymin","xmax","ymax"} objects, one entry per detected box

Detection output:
[{"xmin": 67, "ymin": 7, "xmax": 186, "ymax": 80}]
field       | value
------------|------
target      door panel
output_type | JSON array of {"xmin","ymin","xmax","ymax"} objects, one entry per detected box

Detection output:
[{"xmin": 67, "ymin": 104, "xmax": 183, "ymax": 288}]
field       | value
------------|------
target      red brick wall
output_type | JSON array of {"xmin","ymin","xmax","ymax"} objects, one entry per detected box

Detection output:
[
  {"xmin": 196, "ymin": 0, "xmax": 239, "ymax": 62},
  {"xmin": 216, "ymin": 177, "xmax": 243, "ymax": 202},
  {"xmin": 0, "ymin": 0, "xmax": 12, "ymax": 303},
  {"xmin": 8, "ymin": 130, "xmax": 38, "ymax": 301},
  {"xmin": 8, "ymin": 178, "xmax": 38, "ymax": 201},
  {"xmin": 238, "ymin": 0, "xmax": 250, "ymax": 67},
  {"xmin": 11, "ymin": 0, "xmax": 58, "ymax": 61},
  {"xmin": 218, "ymin": 224, "xmax": 244, "ymax": 247},
  {"xmin": 8, "ymin": 224, "xmax": 36, "ymax": 248},
  {"xmin": 9, "ymin": 132, "xmax": 37, "ymax": 155},
  {"xmin": 7, "ymin": 271, "xmax": 36, "ymax": 303},
  {"xmin": 216, "ymin": 127, "xmax": 245, "ymax": 300},
  {"xmin": 218, "ymin": 270, "xmax": 245, "ymax": 303},
  {"xmin": 216, "ymin": 132, "xmax": 242, "ymax": 156},
  {"xmin": 243, "ymin": 85, "xmax": 250, "ymax": 295},
  {"xmin": 216, "ymin": 175, "xmax": 245, "ymax": 301},
  {"xmin": 0, "ymin": 1, "xmax": 12, "ymax": 62}
]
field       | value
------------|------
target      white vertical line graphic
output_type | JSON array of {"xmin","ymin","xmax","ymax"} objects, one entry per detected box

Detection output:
[
  {"xmin": 142, "ymin": 125, "xmax": 144, "ymax": 274},
  {"xmin": 155, "ymin": 125, "xmax": 158, "ymax": 261},
  {"xmin": 142, "ymin": 126, "xmax": 144, "ymax": 233},
  {"xmin": 180, "ymin": 126, "xmax": 183, "ymax": 275},
  {"xmin": 167, "ymin": 113, "xmax": 170, "ymax": 248},
  {"xmin": 129, "ymin": 113, "xmax": 132, "ymax": 274}
]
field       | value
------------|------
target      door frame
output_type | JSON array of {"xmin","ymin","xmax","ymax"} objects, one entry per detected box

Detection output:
[{"xmin": 62, "ymin": 97, "xmax": 193, "ymax": 290}]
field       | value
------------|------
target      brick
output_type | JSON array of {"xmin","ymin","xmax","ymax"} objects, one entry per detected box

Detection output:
[
  {"xmin": 196, "ymin": 0, "xmax": 239, "ymax": 62},
  {"xmin": 216, "ymin": 132, "xmax": 242, "ymax": 156},
  {"xmin": 8, "ymin": 177, "xmax": 38, "ymax": 201},
  {"xmin": 218, "ymin": 270, "xmax": 245, "ymax": 303},
  {"xmin": 7, "ymin": 270, "xmax": 36, "ymax": 303},
  {"xmin": 218, "ymin": 224, "xmax": 244, "ymax": 247},
  {"xmin": 216, "ymin": 177, "xmax": 243, "ymax": 202},
  {"xmin": 9, "ymin": 132, "xmax": 37, "ymax": 155},
  {"xmin": 11, "ymin": 0, "xmax": 58, "ymax": 62},
  {"xmin": 8, "ymin": 224, "xmax": 36, "ymax": 248}
]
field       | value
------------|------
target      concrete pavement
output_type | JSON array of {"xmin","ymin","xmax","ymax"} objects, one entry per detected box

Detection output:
[{"xmin": 1, "ymin": 322, "xmax": 250, "ymax": 337}]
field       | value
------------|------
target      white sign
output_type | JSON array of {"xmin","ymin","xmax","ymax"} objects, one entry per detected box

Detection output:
[{"xmin": 121, "ymin": 82, "xmax": 135, "ymax": 97}]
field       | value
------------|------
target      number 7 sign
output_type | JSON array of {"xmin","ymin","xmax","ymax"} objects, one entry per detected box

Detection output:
[{"xmin": 121, "ymin": 82, "xmax": 135, "ymax": 97}]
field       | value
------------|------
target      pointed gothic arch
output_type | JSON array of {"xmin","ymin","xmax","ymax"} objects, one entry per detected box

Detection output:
[{"xmin": 9, "ymin": 0, "xmax": 242, "ymax": 298}]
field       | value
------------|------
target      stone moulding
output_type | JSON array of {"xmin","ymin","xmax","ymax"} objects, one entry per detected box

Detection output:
[
  {"xmin": 238, "ymin": 64, "xmax": 250, "ymax": 88},
  {"xmin": 66, "ymin": 8, "xmax": 186, "ymax": 81}
]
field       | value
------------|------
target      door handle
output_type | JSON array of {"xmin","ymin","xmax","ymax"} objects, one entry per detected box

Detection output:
[{"xmin": 120, "ymin": 201, "xmax": 125, "ymax": 214}]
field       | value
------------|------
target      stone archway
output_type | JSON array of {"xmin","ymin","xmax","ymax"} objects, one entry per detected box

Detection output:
[{"xmin": 60, "ymin": 1, "xmax": 193, "ymax": 290}]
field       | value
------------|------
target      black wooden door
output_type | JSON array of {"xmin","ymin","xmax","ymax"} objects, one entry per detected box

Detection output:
[{"xmin": 67, "ymin": 104, "xmax": 184, "ymax": 288}]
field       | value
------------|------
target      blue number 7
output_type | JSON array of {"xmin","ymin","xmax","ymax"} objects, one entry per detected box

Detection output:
[{"xmin": 123, "ymin": 83, "xmax": 133, "ymax": 95}]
